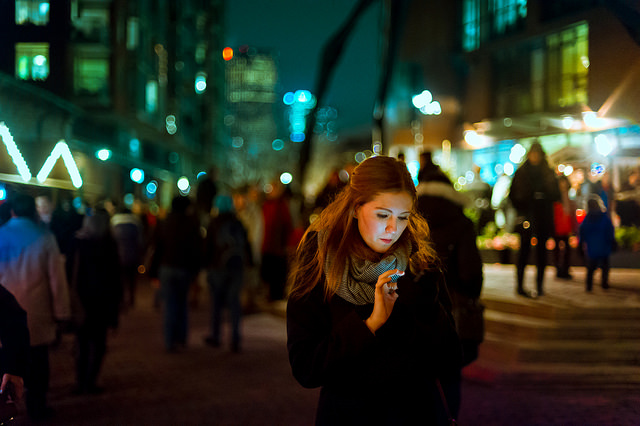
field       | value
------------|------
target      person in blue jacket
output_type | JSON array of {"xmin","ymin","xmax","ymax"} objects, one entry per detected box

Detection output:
[{"xmin": 579, "ymin": 195, "xmax": 615, "ymax": 291}]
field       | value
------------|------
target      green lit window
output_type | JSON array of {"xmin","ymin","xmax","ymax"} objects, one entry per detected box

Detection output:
[
  {"xmin": 15, "ymin": 0, "xmax": 50, "ymax": 25},
  {"xmin": 73, "ymin": 55, "xmax": 109, "ymax": 97},
  {"xmin": 15, "ymin": 43, "xmax": 49, "ymax": 80},
  {"xmin": 546, "ymin": 23, "xmax": 589, "ymax": 108}
]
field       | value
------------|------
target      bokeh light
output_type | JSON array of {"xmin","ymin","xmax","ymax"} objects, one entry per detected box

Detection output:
[{"xmin": 280, "ymin": 172, "xmax": 293, "ymax": 185}]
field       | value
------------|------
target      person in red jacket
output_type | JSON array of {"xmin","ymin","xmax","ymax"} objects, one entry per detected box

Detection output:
[
  {"xmin": 553, "ymin": 175, "xmax": 578, "ymax": 279},
  {"xmin": 260, "ymin": 179, "xmax": 293, "ymax": 301}
]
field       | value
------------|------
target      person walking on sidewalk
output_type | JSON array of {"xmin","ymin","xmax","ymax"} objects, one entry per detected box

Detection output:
[
  {"xmin": 71, "ymin": 208, "xmax": 122, "ymax": 394},
  {"xmin": 287, "ymin": 156, "xmax": 462, "ymax": 425},
  {"xmin": 148, "ymin": 196, "xmax": 202, "ymax": 353},
  {"xmin": 509, "ymin": 142, "xmax": 560, "ymax": 297},
  {"xmin": 553, "ymin": 175, "xmax": 578, "ymax": 279},
  {"xmin": 579, "ymin": 195, "xmax": 615, "ymax": 292},
  {"xmin": 203, "ymin": 195, "xmax": 252, "ymax": 352},
  {"xmin": 0, "ymin": 192, "xmax": 71, "ymax": 420},
  {"xmin": 416, "ymin": 162, "xmax": 484, "ymax": 367}
]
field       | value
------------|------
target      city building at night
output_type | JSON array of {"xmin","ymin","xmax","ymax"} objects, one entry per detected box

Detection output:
[
  {"xmin": 0, "ymin": 0, "xmax": 224, "ymax": 209},
  {"xmin": 385, "ymin": 0, "xmax": 640, "ymax": 202}
]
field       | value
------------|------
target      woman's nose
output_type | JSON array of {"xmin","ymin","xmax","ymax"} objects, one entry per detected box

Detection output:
[{"xmin": 386, "ymin": 218, "xmax": 397, "ymax": 232}]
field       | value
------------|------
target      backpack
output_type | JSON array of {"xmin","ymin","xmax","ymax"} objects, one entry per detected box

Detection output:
[{"xmin": 209, "ymin": 215, "xmax": 247, "ymax": 268}]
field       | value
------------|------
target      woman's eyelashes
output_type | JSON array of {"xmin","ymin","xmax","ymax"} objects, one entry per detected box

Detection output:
[{"xmin": 376, "ymin": 213, "xmax": 410, "ymax": 221}]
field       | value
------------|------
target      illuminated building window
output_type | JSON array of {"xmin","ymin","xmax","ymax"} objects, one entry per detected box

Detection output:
[
  {"xmin": 546, "ymin": 23, "xmax": 589, "ymax": 108},
  {"xmin": 462, "ymin": 0, "xmax": 527, "ymax": 52},
  {"xmin": 15, "ymin": 0, "xmax": 50, "ymax": 25},
  {"xmin": 126, "ymin": 17, "xmax": 139, "ymax": 50},
  {"xmin": 145, "ymin": 80, "xmax": 158, "ymax": 113},
  {"xmin": 462, "ymin": 0, "xmax": 480, "ymax": 52},
  {"xmin": 73, "ymin": 49, "xmax": 109, "ymax": 98},
  {"xmin": 71, "ymin": 2, "xmax": 110, "ymax": 43},
  {"xmin": 491, "ymin": 0, "xmax": 527, "ymax": 35},
  {"xmin": 15, "ymin": 43, "xmax": 49, "ymax": 81},
  {"xmin": 493, "ymin": 22, "xmax": 588, "ymax": 116}
]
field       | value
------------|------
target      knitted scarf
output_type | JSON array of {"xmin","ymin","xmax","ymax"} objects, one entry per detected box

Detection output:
[{"xmin": 321, "ymin": 231, "xmax": 410, "ymax": 305}]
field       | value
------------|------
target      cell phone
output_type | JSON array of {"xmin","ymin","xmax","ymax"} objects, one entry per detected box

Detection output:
[{"xmin": 389, "ymin": 271, "xmax": 405, "ymax": 282}]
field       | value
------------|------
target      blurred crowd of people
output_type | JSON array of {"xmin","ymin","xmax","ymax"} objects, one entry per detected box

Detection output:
[
  {"xmin": 0, "ymin": 147, "xmax": 638, "ymax": 423},
  {"xmin": 0, "ymin": 167, "xmax": 307, "ymax": 421}
]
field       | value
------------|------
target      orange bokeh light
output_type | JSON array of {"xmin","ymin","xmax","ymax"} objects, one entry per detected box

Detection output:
[{"xmin": 222, "ymin": 47, "xmax": 234, "ymax": 61}]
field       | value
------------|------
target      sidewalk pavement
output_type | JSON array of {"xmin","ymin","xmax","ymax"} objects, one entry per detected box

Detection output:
[
  {"xmin": 479, "ymin": 262, "xmax": 640, "ymax": 310},
  {"xmin": 8, "ymin": 264, "xmax": 640, "ymax": 425}
]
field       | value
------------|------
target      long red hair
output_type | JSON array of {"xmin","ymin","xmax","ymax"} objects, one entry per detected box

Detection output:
[{"xmin": 288, "ymin": 155, "xmax": 437, "ymax": 301}]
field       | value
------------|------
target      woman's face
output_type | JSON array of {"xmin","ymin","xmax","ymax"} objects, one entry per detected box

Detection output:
[{"xmin": 355, "ymin": 191, "xmax": 412, "ymax": 254}]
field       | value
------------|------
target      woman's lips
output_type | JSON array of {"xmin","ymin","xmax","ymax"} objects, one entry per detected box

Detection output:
[{"xmin": 380, "ymin": 238, "xmax": 393, "ymax": 245}]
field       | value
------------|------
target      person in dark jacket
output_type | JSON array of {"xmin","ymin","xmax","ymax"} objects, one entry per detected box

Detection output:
[
  {"xmin": 204, "ymin": 195, "xmax": 252, "ymax": 352},
  {"xmin": 287, "ymin": 156, "xmax": 461, "ymax": 426},
  {"xmin": 0, "ymin": 283, "xmax": 30, "ymax": 403},
  {"xmin": 111, "ymin": 207, "xmax": 144, "ymax": 308},
  {"xmin": 71, "ymin": 208, "xmax": 122, "ymax": 394},
  {"xmin": 509, "ymin": 142, "xmax": 560, "ymax": 297},
  {"xmin": 579, "ymin": 196, "xmax": 615, "ymax": 292},
  {"xmin": 416, "ymin": 165, "xmax": 484, "ymax": 367},
  {"xmin": 149, "ymin": 196, "xmax": 202, "ymax": 352}
]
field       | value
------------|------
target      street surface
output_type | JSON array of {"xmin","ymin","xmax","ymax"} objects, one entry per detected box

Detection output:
[{"xmin": 9, "ymin": 265, "xmax": 640, "ymax": 425}]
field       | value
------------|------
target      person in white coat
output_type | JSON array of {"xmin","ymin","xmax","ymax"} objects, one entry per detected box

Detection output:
[{"xmin": 0, "ymin": 192, "xmax": 70, "ymax": 421}]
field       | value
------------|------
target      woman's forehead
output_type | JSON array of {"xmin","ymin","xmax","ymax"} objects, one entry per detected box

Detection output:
[{"xmin": 366, "ymin": 191, "xmax": 412, "ymax": 209}]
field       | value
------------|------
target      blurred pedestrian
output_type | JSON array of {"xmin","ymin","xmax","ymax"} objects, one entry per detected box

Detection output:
[
  {"xmin": 287, "ymin": 156, "xmax": 462, "ymax": 425},
  {"xmin": 615, "ymin": 167, "xmax": 640, "ymax": 227},
  {"xmin": 579, "ymin": 196, "xmax": 615, "ymax": 292},
  {"xmin": 149, "ymin": 196, "xmax": 202, "ymax": 352},
  {"xmin": 111, "ymin": 206, "xmax": 144, "ymax": 308},
  {"xmin": 0, "ymin": 192, "xmax": 70, "ymax": 421},
  {"xmin": 50, "ymin": 193, "xmax": 84, "ymax": 288},
  {"xmin": 509, "ymin": 142, "xmax": 560, "ymax": 298},
  {"xmin": 204, "ymin": 195, "xmax": 252, "ymax": 352},
  {"xmin": 465, "ymin": 165, "xmax": 493, "ymax": 234},
  {"xmin": 196, "ymin": 167, "xmax": 218, "ymax": 228},
  {"xmin": 553, "ymin": 175, "xmax": 578, "ymax": 279},
  {"xmin": 418, "ymin": 150, "xmax": 451, "ymax": 184},
  {"xmin": 35, "ymin": 193, "xmax": 54, "ymax": 228},
  {"xmin": 71, "ymin": 208, "xmax": 122, "ymax": 394},
  {"xmin": 0, "ymin": 283, "xmax": 30, "ymax": 405},
  {"xmin": 0, "ymin": 200, "xmax": 11, "ymax": 227},
  {"xmin": 314, "ymin": 168, "xmax": 345, "ymax": 211},
  {"xmin": 416, "ymin": 163, "xmax": 484, "ymax": 367},
  {"xmin": 235, "ymin": 185, "xmax": 264, "ymax": 311},
  {"xmin": 261, "ymin": 179, "xmax": 293, "ymax": 301}
]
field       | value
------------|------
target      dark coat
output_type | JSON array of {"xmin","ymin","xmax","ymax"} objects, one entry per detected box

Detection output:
[
  {"xmin": 286, "ymin": 235, "xmax": 461, "ymax": 425},
  {"xmin": 0, "ymin": 284, "xmax": 30, "ymax": 378},
  {"xmin": 509, "ymin": 160, "xmax": 560, "ymax": 237},
  {"xmin": 73, "ymin": 236, "xmax": 122, "ymax": 329},
  {"xmin": 416, "ymin": 182, "xmax": 482, "ymax": 298},
  {"xmin": 205, "ymin": 212, "xmax": 252, "ymax": 270},
  {"xmin": 417, "ymin": 181, "xmax": 484, "ymax": 366},
  {"xmin": 149, "ymin": 212, "xmax": 202, "ymax": 278}
]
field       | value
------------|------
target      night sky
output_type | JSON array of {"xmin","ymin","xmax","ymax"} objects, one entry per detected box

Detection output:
[{"xmin": 225, "ymin": 0, "xmax": 382, "ymax": 137}]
